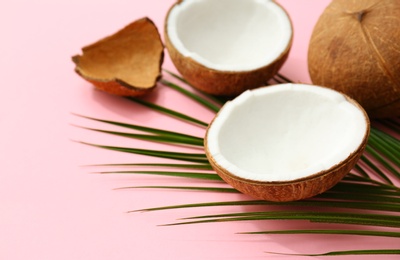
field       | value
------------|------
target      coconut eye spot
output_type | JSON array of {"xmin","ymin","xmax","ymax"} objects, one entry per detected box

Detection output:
[
  {"xmin": 167, "ymin": 0, "xmax": 292, "ymax": 71},
  {"xmin": 206, "ymin": 84, "xmax": 368, "ymax": 182}
]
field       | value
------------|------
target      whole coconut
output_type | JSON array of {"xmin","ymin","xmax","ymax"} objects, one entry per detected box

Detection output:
[{"xmin": 308, "ymin": 0, "xmax": 400, "ymax": 118}]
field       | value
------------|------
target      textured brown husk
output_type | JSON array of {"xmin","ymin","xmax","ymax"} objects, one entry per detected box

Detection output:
[
  {"xmin": 204, "ymin": 94, "xmax": 370, "ymax": 202},
  {"xmin": 308, "ymin": 0, "xmax": 400, "ymax": 118},
  {"xmin": 164, "ymin": 1, "xmax": 292, "ymax": 97},
  {"xmin": 72, "ymin": 17, "xmax": 164, "ymax": 96}
]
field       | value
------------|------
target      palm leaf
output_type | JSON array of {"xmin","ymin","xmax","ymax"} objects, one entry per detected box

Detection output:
[
  {"xmin": 360, "ymin": 155, "xmax": 394, "ymax": 184},
  {"xmin": 76, "ymin": 125, "xmax": 203, "ymax": 146},
  {"xmin": 383, "ymin": 119, "xmax": 400, "ymax": 132},
  {"xmin": 241, "ymin": 229, "xmax": 400, "ymax": 238},
  {"xmin": 127, "ymin": 97, "xmax": 208, "ymax": 127},
  {"xmin": 161, "ymin": 79, "xmax": 221, "ymax": 113},
  {"xmin": 121, "ymin": 186, "xmax": 237, "ymax": 194},
  {"xmin": 74, "ymin": 113, "xmax": 204, "ymax": 141},
  {"xmin": 85, "ymin": 163, "xmax": 213, "ymax": 170},
  {"xmin": 78, "ymin": 141, "xmax": 210, "ymax": 163},
  {"xmin": 167, "ymin": 211, "xmax": 400, "ymax": 228},
  {"xmin": 98, "ymin": 170, "xmax": 222, "ymax": 181},
  {"xmin": 134, "ymin": 197, "xmax": 400, "ymax": 213},
  {"xmin": 266, "ymin": 249, "xmax": 400, "ymax": 256},
  {"xmin": 365, "ymin": 146, "xmax": 400, "ymax": 180},
  {"xmin": 77, "ymin": 75, "xmax": 400, "ymax": 256},
  {"xmin": 163, "ymin": 69, "xmax": 228, "ymax": 105}
]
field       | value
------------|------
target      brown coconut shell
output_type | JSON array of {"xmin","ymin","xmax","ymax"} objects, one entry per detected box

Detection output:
[
  {"xmin": 72, "ymin": 17, "xmax": 164, "ymax": 96},
  {"xmin": 308, "ymin": 0, "xmax": 400, "ymax": 118},
  {"xmin": 164, "ymin": 1, "xmax": 293, "ymax": 97},
  {"xmin": 204, "ymin": 96, "xmax": 370, "ymax": 202}
]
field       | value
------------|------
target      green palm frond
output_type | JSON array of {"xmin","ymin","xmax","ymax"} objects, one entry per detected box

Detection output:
[
  {"xmin": 76, "ymin": 126, "xmax": 203, "ymax": 146},
  {"xmin": 127, "ymin": 97, "xmax": 208, "ymax": 127},
  {"xmin": 98, "ymin": 170, "xmax": 222, "ymax": 181},
  {"xmin": 242, "ymin": 229, "xmax": 400, "ymax": 238},
  {"xmin": 266, "ymin": 249, "xmax": 400, "ymax": 256},
  {"xmin": 161, "ymin": 79, "xmax": 221, "ymax": 113},
  {"xmin": 163, "ymin": 69, "xmax": 228, "ymax": 105},
  {"xmin": 74, "ymin": 114, "xmax": 204, "ymax": 141},
  {"xmin": 134, "ymin": 197, "xmax": 400, "ymax": 213},
  {"xmin": 77, "ymin": 73, "xmax": 400, "ymax": 256},
  {"xmin": 78, "ymin": 141, "xmax": 209, "ymax": 163},
  {"xmin": 84, "ymin": 163, "xmax": 213, "ymax": 170},
  {"xmin": 121, "ymin": 186, "xmax": 237, "ymax": 194},
  {"xmin": 383, "ymin": 119, "xmax": 400, "ymax": 132},
  {"xmin": 170, "ymin": 211, "xmax": 400, "ymax": 228}
]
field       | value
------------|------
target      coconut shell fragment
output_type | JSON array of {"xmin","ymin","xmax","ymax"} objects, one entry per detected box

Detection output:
[
  {"xmin": 308, "ymin": 0, "xmax": 400, "ymax": 118},
  {"xmin": 72, "ymin": 17, "xmax": 164, "ymax": 96}
]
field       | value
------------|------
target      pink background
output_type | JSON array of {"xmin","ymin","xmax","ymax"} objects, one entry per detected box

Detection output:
[{"xmin": 1, "ymin": 0, "xmax": 397, "ymax": 259}]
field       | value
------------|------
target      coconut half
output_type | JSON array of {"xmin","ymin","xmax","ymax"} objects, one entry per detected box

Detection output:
[
  {"xmin": 72, "ymin": 17, "xmax": 164, "ymax": 96},
  {"xmin": 165, "ymin": 0, "xmax": 293, "ymax": 96},
  {"xmin": 205, "ymin": 84, "xmax": 370, "ymax": 201}
]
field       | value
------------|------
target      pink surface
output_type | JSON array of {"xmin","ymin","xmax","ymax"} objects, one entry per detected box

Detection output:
[{"xmin": 1, "ymin": 0, "xmax": 397, "ymax": 259}]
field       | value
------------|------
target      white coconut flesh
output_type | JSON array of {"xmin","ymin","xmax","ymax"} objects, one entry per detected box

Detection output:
[
  {"xmin": 167, "ymin": 0, "xmax": 292, "ymax": 71},
  {"xmin": 206, "ymin": 84, "xmax": 369, "ymax": 182}
]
